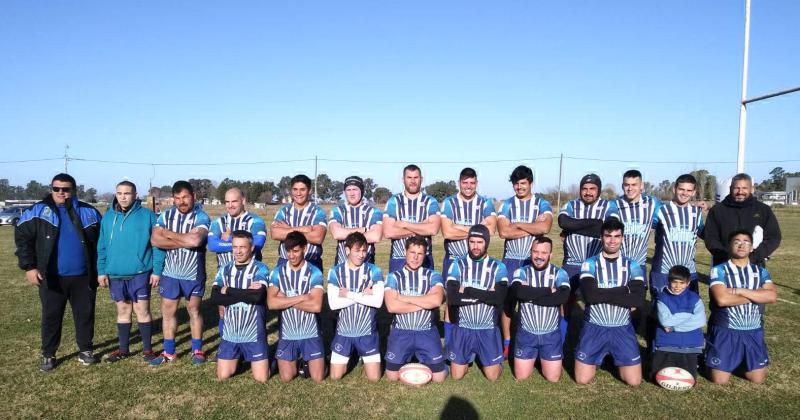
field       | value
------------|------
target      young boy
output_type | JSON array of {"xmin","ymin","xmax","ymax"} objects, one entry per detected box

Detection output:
[{"xmin": 651, "ymin": 265, "xmax": 705, "ymax": 380}]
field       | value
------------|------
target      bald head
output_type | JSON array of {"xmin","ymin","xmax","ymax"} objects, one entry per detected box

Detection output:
[{"xmin": 224, "ymin": 188, "xmax": 246, "ymax": 217}]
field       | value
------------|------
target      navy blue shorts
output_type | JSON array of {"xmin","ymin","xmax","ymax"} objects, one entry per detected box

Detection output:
[
  {"xmin": 390, "ymin": 255, "xmax": 434, "ymax": 273},
  {"xmin": 331, "ymin": 333, "xmax": 380, "ymax": 359},
  {"xmin": 109, "ymin": 272, "xmax": 151, "ymax": 302},
  {"xmin": 218, "ymin": 339, "xmax": 268, "ymax": 362},
  {"xmin": 514, "ymin": 329, "xmax": 563, "ymax": 361},
  {"xmin": 649, "ymin": 271, "xmax": 698, "ymax": 299},
  {"xmin": 563, "ymin": 264, "xmax": 582, "ymax": 292},
  {"xmin": 576, "ymin": 322, "xmax": 641, "ymax": 367},
  {"xmin": 447, "ymin": 326, "xmax": 504, "ymax": 366},
  {"xmin": 706, "ymin": 326, "xmax": 769, "ymax": 373},
  {"xmin": 385, "ymin": 327, "xmax": 445, "ymax": 372},
  {"xmin": 275, "ymin": 337, "xmax": 325, "ymax": 362},
  {"xmin": 158, "ymin": 276, "xmax": 204, "ymax": 300}
]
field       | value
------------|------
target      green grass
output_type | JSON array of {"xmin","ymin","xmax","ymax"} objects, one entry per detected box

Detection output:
[{"xmin": 1, "ymin": 205, "xmax": 799, "ymax": 419}]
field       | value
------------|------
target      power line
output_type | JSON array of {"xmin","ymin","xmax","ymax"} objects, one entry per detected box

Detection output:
[
  {"xmin": 0, "ymin": 157, "xmax": 62, "ymax": 164},
  {"xmin": 68, "ymin": 157, "xmax": 315, "ymax": 166}
]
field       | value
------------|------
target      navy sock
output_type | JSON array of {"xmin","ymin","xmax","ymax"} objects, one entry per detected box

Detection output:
[
  {"xmin": 139, "ymin": 321, "xmax": 153, "ymax": 352},
  {"xmin": 117, "ymin": 323, "xmax": 132, "ymax": 352}
]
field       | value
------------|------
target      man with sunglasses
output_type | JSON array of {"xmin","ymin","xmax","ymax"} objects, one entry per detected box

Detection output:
[{"xmin": 15, "ymin": 173, "xmax": 102, "ymax": 372}]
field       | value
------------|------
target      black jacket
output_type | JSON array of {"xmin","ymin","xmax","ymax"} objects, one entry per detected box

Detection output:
[
  {"xmin": 702, "ymin": 195, "xmax": 781, "ymax": 266},
  {"xmin": 15, "ymin": 195, "xmax": 102, "ymax": 280}
]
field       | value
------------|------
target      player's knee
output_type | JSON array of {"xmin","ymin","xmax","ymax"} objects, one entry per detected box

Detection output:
[
  {"xmin": 279, "ymin": 372, "xmax": 295, "ymax": 382},
  {"xmin": 624, "ymin": 376, "xmax": 642, "ymax": 387},
  {"xmin": 543, "ymin": 372, "xmax": 561, "ymax": 383},
  {"xmin": 575, "ymin": 374, "xmax": 593, "ymax": 385},
  {"xmin": 216, "ymin": 369, "xmax": 231, "ymax": 381}
]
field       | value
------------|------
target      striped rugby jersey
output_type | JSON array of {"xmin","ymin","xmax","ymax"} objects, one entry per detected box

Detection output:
[
  {"xmin": 385, "ymin": 267, "xmax": 444, "ymax": 331},
  {"xmin": 329, "ymin": 200, "xmax": 383, "ymax": 265},
  {"xmin": 652, "ymin": 201, "xmax": 704, "ymax": 273},
  {"xmin": 213, "ymin": 259, "xmax": 270, "ymax": 343},
  {"xmin": 614, "ymin": 194, "xmax": 661, "ymax": 266},
  {"xmin": 209, "ymin": 211, "xmax": 267, "ymax": 267},
  {"xmin": 156, "ymin": 204, "xmax": 210, "ymax": 281},
  {"xmin": 384, "ymin": 192, "xmax": 440, "ymax": 259},
  {"xmin": 273, "ymin": 202, "xmax": 327, "ymax": 260},
  {"xmin": 498, "ymin": 195, "xmax": 553, "ymax": 260},
  {"xmin": 441, "ymin": 194, "xmax": 496, "ymax": 261},
  {"xmin": 580, "ymin": 254, "xmax": 644, "ymax": 327},
  {"xmin": 328, "ymin": 262, "xmax": 384, "ymax": 337},
  {"xmin": 447, "ymin": 256, "xmax": 509, "ymax": 330},
  {"xmin": 560, "ymin": 198, "xmax": 619, "ymax": 266},
  {"xmin": 269, "ymin": 261, "xmax": 324, "ymax": 340},
  {"xmin": 511, "ymin": 263, "xmax": 570, "ymax": 334},
  {"xmin": 709, "ymin": 262, "xmax": 772, "ymax": 330}
]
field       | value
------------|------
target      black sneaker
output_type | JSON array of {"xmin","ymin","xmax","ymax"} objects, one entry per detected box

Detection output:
[
  {"xmin": 105, "ymin": 350, "xmax": 130, "ymax": 363},
  {"xmin": 40, "ymin": 356, "xmax": 57, "ymax": 372},
  {"xmin": 297, "ymin": 359, "xmax": 310, "ymax": 379},
  {"xmin": 78, "ymin": 351, "xmax": 99, "ymax": 366}
]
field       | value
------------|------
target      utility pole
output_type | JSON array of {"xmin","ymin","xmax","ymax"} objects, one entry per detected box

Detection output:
[
  {"xmin": 736, "ymin": 0, "xmax": 751, "ymax": 174},
  {"xmin": 314, "ymin": 155, "xmax": 318, "ymax": 203},
  {"xmin": 557, "ymin": 153, "xmax": 564, "ymax": 211},
  {"xmin": 64, "ymin": 144, "xmax": 70, "ymax": 173}
]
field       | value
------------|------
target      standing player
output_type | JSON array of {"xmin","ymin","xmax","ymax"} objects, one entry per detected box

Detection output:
[
  {"xmin": 270, "ymin": 174, "xmax": 327, "ymax": 270},
  {"xmin": 267, "ymin": 232, "xmax": 326, "ymax": 383},
  {"xmin": 509, "ymin": 237, "xmax": 570, "ymax": 382},
  {"xmin": 208, "ymin": 231, "xmax": 270, "ymax": 382},
  {"xmin": 497, "ymin": 165, "xmax": 554, "ymax": 358},
  {"xmin": 328, "ymin": 176, "xmax": 383, "ymax": 265},
  {"xmin": 384, "ymin": 236, "xmax": 447, "ymax": 383},
  {"xmin": 327, "ymin": 232, "xmax": 385, "ymax": 382},
  {"xmin": 651, "ymin": 174, "xmax": 704, "ymax": 297},
  {"xmin": 446, "ymin": 225, "xmax": 509, "ymax": 381},
  {"xmin": 97, "ymin": 181, "xmax": 165, "ymax": 362},
  {"xmin": 574, "ymin": 219, "xmax": 645, "ymax": 386},
  {"xmin": 382, "ymin": 164, "xmax": 441, "ymax": 272},
  {"xmin": 615, "ymin": 170, "xmax": 660, "ymax": 270},
  {"xmin": 149, "ymin": 181, "xmax": 211, "ymax": 365},
  {"xmin": 706, "ymin": 230, "xmax": 777, "ymax": 384}
]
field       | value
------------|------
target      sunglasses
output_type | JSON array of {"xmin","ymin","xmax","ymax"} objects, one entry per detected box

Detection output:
[{"xmin": 51, "ymin": 187, "xmax": 73, "ymax": 193}]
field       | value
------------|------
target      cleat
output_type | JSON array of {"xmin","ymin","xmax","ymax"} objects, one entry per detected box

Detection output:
[
  {"xmin": 40, "ymin": 356, "xmax": 57, "ymax": 372},
  {"xmin": 191, "ymin": 349, "xmax": 206, "ymax": 365},
  {"xmin": 106, "ymin": 350, "xmax": 130, "ymax": 363},
  {"xmin": 78, "ymin": 351, "xmax": 99, "ymax": 366},
  {"xmin": 149, "ymin": 352, "xmax": 177, "ymax": 366}
]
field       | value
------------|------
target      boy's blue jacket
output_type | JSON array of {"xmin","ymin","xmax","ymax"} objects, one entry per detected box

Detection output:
[{"xmin": 97, "ymin": 199, "xmax": 165, "ymax": 277}]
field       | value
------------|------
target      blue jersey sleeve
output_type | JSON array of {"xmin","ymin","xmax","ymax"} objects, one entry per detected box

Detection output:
[
  {"xmin": 427, "ymin": 197, "xmax": 441, "ymax": 215},
  {"xmin": 629, "ymin": 260, "xmax": 645, "ymax": 281},
  {"xmin": 254, "ymin": 262, "xmax": 270, "ymax": 286},
  {"xmin": 560, "ymin": 200, "xmax": 575, "ymax": 217},
  {"xmin": 385, "ymin": 272, "xmax": 398, "ymax": 290},
  {"xmin": 580, "ymin": 258, "xmax": 598, "ymax": 279},
  {"xmin": 494, "ymin": 261, "xmax": 509, "ymax": 284},
  {"xmin": 759, "ymin": 266, "xmax": 772, "ymax": 285},
  {"xmin": 554, "ymin": 268, "xmax": 570, "ymax": 288},
  {"xmin": 274, "ymin": 206, "xmax": 288, "ymax": 223},
  {"xmin": 480, "ymin": 196, "xmax": 496, "ymax": 218},
  {"xmin": 538, "ymin": 197, "xmax": 554, "ymax": 215},
  {"xmin": 604, "ymin": 200, "xmax": 620, "ymax": 220},
  {"xmin": 446, "ymin": 261, "xmax": 462, "ymax": 284},
  {"xmin": 383, "ymin": 196, "xmax": 398, "ymax": 220},
  {"xmin": 194, "ymin": 210, "xmax": 211, "ymax": 230},
  {"xmin": 368, "ymin": 207, "xmax": 383, "ymax": 226},
  {"xmin": 150, "ymin": 211, "xmax": 166, "ymax": 276},
  {"xmin": 498, "ymin": 198, "xmax": 512, "ymax": 220},
  {"xmin": 309, "ymin": 266, "xmax": 324, "ymax": 289},
  {"xmin": 511, "ymin": 267, "xmax": 528, "ymax": 285},
  {"xmin": 268, "ymin": 267, "xmax": 281, "ymax": 287},
  {"xmin": 329, "ymin": 206, "xmax": 344, "ymax": 225},
  {"xmin": 312, "ymin": 206, "xmax": 327, "ymax": 226},
  {"xmin": 441, "ymin": 196, "xmax": 455, "ymax": 220},
  {"xmin": 213, "ymin": 266, "xmax": 226, "ymax": 287},
  {"xmin": 207, "ymin": 219, "xmax": 231, "ymax": 253},
  {"xmin": 696, "ymin": 209, "xmax": 705, "ymax": 236},
  {"xmin": 156, "ymin": 211, "xmax": 167, "ymax": 228},
  {"xmin": 369, "ymin": 264, "xmax": 384, "ymax": 283},
  {"xmin": 250, "ymin": 216, "xmax": 267, "ymax": 250},
  {"xmin": 651, "ymin": 197, "xmax": 662, "ymax": 228},
  {"xmin": 328, "ymin": 268, "xmax": 341, "ymax": 288},
  {"xmin": 430, "ymin": 270, "xmax": 444, "ymax": 288},
  {"xmin": 709, "ymin": 264, "xmax": 727, "ymax": 287}
]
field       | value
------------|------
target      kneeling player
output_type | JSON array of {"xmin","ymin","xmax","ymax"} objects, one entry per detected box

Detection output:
[
  {"xmin": 384, "ymin": 236, "xmax": 447, "ymax": 383},
  {"xmin": 327, "ymin": 232, "xmax": 385, "ymax": 382},
  {"xmin": 267, "ymin": 232, "xmax": 326, "ymax": 383},
  {"xmin": 446, "ymin": 225, "xmax": 509, "ymax": 381},
  {"xmin": 209, "ymin": 231, "xmax": 270, "ymax": 382},
  {"xmin": 575, "ymin": 219, "xmax": 645, "ymax": 386},
  {"xmin": 510, "ymin": 237, "xmax": 570, "ymax": 382},
  {"xmin": 707, "ymin": 230, "xmax": 777, "ymax": 384}
]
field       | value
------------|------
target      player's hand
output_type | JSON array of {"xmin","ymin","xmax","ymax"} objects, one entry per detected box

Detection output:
[
  {"xmin": 536, "ymin": 214, "xmax": 548, "ymax": 222},
  {"xmin": 459, "ymin": 286, "xmax": 465, "ymax": 294},
  {"xmin": 248, "ymin": 283, "xmax": 263, "ymax": 290},
  {"xmin": 364, "ymin": 281, "xmax": 373, "ymax": 295},
  {"xmin": 221, "ymin": 229, "xmax": 232, "ymax": 241},
  {"xmin": 339, "ymin": 287, "xmax": 349, "ymax": 298},
  {"xmin": 277, "ymin": 291, "xmax": 286, "ymax": 298},
  {"xmin": 98, "ymin": 275, "xmax": 109, "ymax": 288},
  {"xmin": 25, "ymin": 269, "xmax": 43, "ymax": 286},
  {"xmin": 695, "ymin": 201, "xmax": 708, "ymax": 211},
  {"xmin": 663, "ymin": 327, "xmax": 672, "ymax": 333},
  {"xmin": 150, "ymin": 274, "xmax": 160, "ymax": 287}
]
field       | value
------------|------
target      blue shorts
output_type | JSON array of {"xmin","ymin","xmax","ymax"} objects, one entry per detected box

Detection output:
[
  {"xmin": 514, "ymin": 329, "xmax": 563, "ymax": 361},
  {"xmin": 218, "ymin": 339, "xmax": 268, "ymax": 362},
  {"xmin": 649, "ymin": 271, "xmax": 698, "ymax": 298},
  {"xmin": 576, "ymin": 322, "xmax": 641, "ymax": 367},
  {"xmin": 389, "ymin": 255, "xmax": 434, "ymax": 273},
  {"xmin": 109, "ymin": 272, "xmax": 151, "ymax": 302},
  {"xmin": 706, "ymin": 326, "xmax": 769, "ymax": 373},
  {"xmin": 158, "ymin": 276, "xmax": 205, "ymax": 300},
  {"xmin": 447, "ymin": 326, "xmax": 504, "ymax": 366},
  {"xmin": 563, "ymin": 263, "xmax": 582, "ymax": 292},
  {"xmin": 331, "ymin": 333, "xmax": 380, "ymax": 359},
  {"xmin": 278, "ymin": 256, "xmax": 323, "ymax": 272},
  {"xmin": 275, "ymin": 337, "xmax": 325, "ymax": 362},
  {"xmin": 386, "ymin": 327, "xmax": 445, "ymax": 372}
]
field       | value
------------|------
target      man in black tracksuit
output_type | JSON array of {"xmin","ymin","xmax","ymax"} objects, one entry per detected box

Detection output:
[
  {"xmin": 703, "ymin": 173, "xmax": 782, "ymax": 267},
  {"xmin": 15, "ymin": 173, "xmax": 102, "ymax": 371}
]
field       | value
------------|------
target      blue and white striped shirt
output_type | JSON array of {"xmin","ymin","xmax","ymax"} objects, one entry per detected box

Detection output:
[
  {"xmin": 328, "ymin": 262, "xmax": 384, "ymax": 337},
  {"xmin": 560, "ymin": 198, "xmax": 619, "ymax": 266},
  {"xmin": 329, "ymin": 200, "xmax": 383, "ymax": 265},
  {"xmin": 652, "ymin": 202, "xmax": 704, "ymax": 273},
  {"xmin": 709, "ymin": 262, "xmax": 772, "ymax": 330},
  {"xmin": 157, "ymin": 204, "xmax": 211, "ymax": 281},
  {"xmin": 498, "ymin": 195, "xmax": 553, "ymax": 260},
  {"xmin": 511, "ymin": 264, "xmax": 570, "ymax": 334},
  {"xmin": 274, "ymin": 203, "xmax": 327, "ymax": 260},
  {"xmin": 384, "ymin": 193, "xmax": 440, "ymax": 259},
  {"xmin": 213, "ymin": 259, "xmax": 270, "ymax": 343},
  {"xmin": 615, "ymin": 194, "xmax": 661, "ymax": 266},
  {"xmin": 447, "ymin": 256, "xmax": 509, "ymax": 330},
  {"xmin": 269, "ymin": 262, "xmax": 324, "ymax": 340},
  {"xmin": 441, "ymin": 194, "xmax": 496, "ymax": 261},
  {"xmin": 385, "ymin": 267, "xmax": 444, "ymax": 331},
  {"xmin": 580, "ymin": 255, "xmax": 644, "ymax": 327},
  {"xmin": 209, "ymin": 211, "xmax": 267, "ymax": 267}
]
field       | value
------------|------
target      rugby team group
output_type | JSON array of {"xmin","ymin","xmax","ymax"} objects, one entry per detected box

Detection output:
[{"xmin": 14, "ymin": 164, "xmax": 782, "ymax": 386}]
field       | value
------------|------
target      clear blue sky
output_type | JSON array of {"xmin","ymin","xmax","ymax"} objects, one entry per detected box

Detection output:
[{"xmin": 1, "ymin": 1, "xmax": 798, "ymax": 199}]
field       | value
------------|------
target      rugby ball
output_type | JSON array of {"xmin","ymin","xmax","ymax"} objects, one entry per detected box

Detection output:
[
  {"xmin": 656, "ymin": 367, "xmax": 695, "ymax": 391},
  {"xmin": 399, "ymin": 363, "xmax": 432, "ymax": 386}
]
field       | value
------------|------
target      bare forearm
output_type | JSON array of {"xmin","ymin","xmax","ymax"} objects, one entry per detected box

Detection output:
[{"xmin": 304, "ymin": 226, "xmax": 327, "ymax": 245}]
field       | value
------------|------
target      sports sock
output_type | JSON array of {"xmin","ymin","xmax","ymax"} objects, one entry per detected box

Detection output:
[{"xmin": 117, "ymin": 323, "xmax": 132, "ymax": 353}]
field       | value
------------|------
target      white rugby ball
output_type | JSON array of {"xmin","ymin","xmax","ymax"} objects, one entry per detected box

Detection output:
[
  {"xmin": 399, "ymin": 363, "xmax": 432, "ymax": 386},
  {"xmin": 656, "ymin": 367, "xmax": 695, "ymax": 391}
]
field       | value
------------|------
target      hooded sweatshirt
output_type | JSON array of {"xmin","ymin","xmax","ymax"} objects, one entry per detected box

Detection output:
[{"xmin": 97, "ymin": 199, "xmax": 165, "ymax": 277}]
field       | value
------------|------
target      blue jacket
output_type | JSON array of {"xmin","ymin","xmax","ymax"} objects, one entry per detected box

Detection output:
[
  {"xmin": 654, "ymin": 287, "xmax": 705, "ymax": 352},
  {"xmin": 97, "ymin": 199, "xmax": 165, "ymax": 277}
]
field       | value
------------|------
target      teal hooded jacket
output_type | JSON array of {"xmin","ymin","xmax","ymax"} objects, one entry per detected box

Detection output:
[{"xmin": 97, "ymin": 199, "xmax": 165, "ymax": 277}]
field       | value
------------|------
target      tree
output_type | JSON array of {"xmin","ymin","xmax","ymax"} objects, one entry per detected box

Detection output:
[
  {"xmin": 315, "ymin": 174, "xmax": 334, "ymax": 201},
  {"xmin": 25, "ymin": 180, "xmax": 49, "ymax": 199},
  {"xmin": 277, "ymin": 176, "xmax": 292, "ymax": 201},
  {"xmin": 424, "ymin": 180, "xmax": 457, "ymax": 202},
  {"xmin": 373, "ymin": 187, "xmax": 392, "ymax": 203},
  {"xmin": 188, "ymin": 178, "xmax": 216, "ymax": 201},
  {"xmin": 0, "ymin": 179, "xmax": 11, "ymax": 201},
  {"xmin": 689, "ymin": 169, "xmax": 716, "ymax": 201},
  {"xmin": 656, "ymin": 180, "xmax": 673, "ymax": 201},
  {"xmin": 601, "ymin": 185, "xmax": 617, "ymax": 200},
  {"xmin": 82, "ymin": 187, "xmax": 98, "ymax": 203},
  {"xmin": 362, "ymin": 178, "xmax": 377, "ymax": 200}
]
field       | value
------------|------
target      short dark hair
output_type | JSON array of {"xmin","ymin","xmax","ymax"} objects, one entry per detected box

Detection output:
[
  {"xmin": 674, "ymin": 174, "xmax": 697, "ymax": 187},
  {"xmin": 622, "ymin": 169, "xmax": 642, "ymax": 180},
  {"xmin": 172, "ymin": 180, "xmax": 194, "ymax": 195},
  {"xmin": 532, "ymin": 236, "xmax": 553, "ymax": 249},
  {"xmin": 291, "ymin": 174, "xmax": 312, "ymax": 190},
  {"xmin": 601, "ymin": 218, "xmax": 625, "ymax": 235},
  {"xmin": 405, "ymin": 235, "xmax": 428, "ymax": 251},
  {"xmin": 117, "ymin": 180, "xmax": 137, "ymax": 193},
  {"xmin": 231, "ymin": 230, "xmax": 253, "ymax": 242},
  {"xmin": 667, "ymin": 265, "xmax": 691, "ymax": 282},
  {"xmin": 284, "ymin": 231, "xmax": 308, "ymax": 250},
  {"xmin": 509, "ymin": 165, "xmax": 533, "ymax": 184},
  {"xmin": 731, "ymin": 173, "xmax": 753, "ymax": 184},
  {"xmin": 403, "ymin": 164, "xmax": 422, "ymax": 176},
  {"xmin": 728, "ymin": 229, "xmax": 753, "ymax": 243},
  {"xmin": 51, "ymin": 173, "xmax": 76, "ymax": 188},
  {"xmin": 345, "ymin": 232, "xmax": 368, "ymax": 250},
  {"xmin": 459, "ymin": 167, "xmax": 477, "ymax": 181}
]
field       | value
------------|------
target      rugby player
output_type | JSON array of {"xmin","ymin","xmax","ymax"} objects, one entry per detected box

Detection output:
[
  {"xmin": 328, "ymin": 176, "xmax": 383, "ymax": 265},
  {"xmin": 270, "ymin": 174, "xmax": 327, "ymax": 270}
]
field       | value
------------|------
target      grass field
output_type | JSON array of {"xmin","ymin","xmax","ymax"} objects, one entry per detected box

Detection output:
[{"xmin": 1, "ymin": 205, "xmax": 799, "ymax": 419}]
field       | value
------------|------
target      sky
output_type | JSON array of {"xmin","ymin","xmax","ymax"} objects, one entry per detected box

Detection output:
[{"xmin": 1, "ymin": 1, "xmax": 798, "ymax": 199}]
